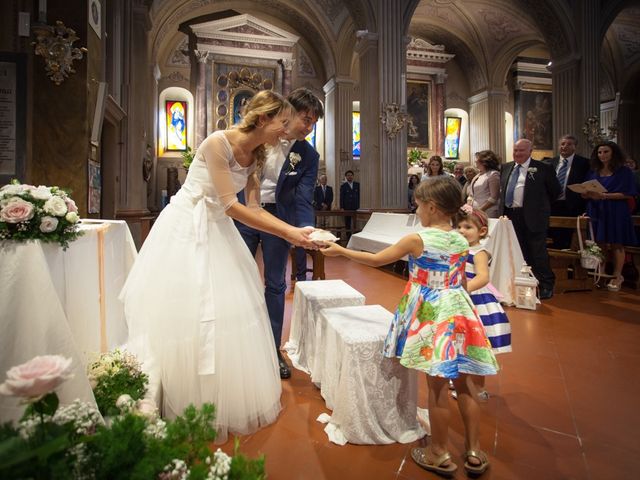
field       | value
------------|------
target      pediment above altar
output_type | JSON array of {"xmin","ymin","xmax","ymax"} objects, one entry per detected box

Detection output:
[{"xmin": 190, "ymin": 14, "xmax": 299, "ymax": 48}]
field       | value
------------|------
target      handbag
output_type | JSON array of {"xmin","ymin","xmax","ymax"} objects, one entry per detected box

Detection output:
[{"xmin": 576, "ymin": 216, "xmax": 603, "ymax": 275}]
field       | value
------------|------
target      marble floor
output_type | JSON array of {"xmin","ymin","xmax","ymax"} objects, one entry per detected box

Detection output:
[{"xmin": 218, "ymin": 254, "xmax": 640, "ymax": 480}]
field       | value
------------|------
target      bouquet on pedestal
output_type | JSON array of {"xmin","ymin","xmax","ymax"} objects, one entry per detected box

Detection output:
[{"xmin": 0, "ymin": 180, "xmax": 82, "ymax": 249}]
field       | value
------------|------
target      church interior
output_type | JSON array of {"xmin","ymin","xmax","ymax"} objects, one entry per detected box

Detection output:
[{"xmin": 1, "ymin": 1, "xmax": 640, "ymax": 479}]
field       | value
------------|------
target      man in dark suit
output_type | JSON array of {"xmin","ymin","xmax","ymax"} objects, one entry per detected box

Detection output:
[
  {"xmin": 236, "ymin": 88, "xmax": 324, "ymax": 378},
  {"xmin": 339, "ymin": 170, "xmax": 360, "ymax": 239},
  {"xmin": 500, "ymin": 139, "xmax": 561, "ymax": 299},
  {"xmin": 314, "ymin": 174, "xmax": 333, "ymax": 211},
  {"xmin": 545, "ymin": 134, "xmax": 591, "ymax": 249}
]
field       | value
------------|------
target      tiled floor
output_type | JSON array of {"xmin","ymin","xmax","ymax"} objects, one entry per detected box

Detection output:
[{"xmin": 218, "ymin": 255, "xmax": 640, "ymax": 479}]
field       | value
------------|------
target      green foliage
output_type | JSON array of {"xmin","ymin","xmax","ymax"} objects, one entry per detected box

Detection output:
[
  {"xmin": 229, "ymin": 439, "xmax": 266, "ymax": 480},
  {"xmin": 182, "ymin": 146, "xmax": 195, "ymax": 170}
]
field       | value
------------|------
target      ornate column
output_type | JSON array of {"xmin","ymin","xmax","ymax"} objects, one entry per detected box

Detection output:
[
  {"xmin": 578, "ymin": 0, "xmax": 600, "ymax": 129},
  {"xmin": 355, "ymin": 30, "xmax": 380, "ymax": 208},
  {"xmin": 468, "ymin": 89, "xmax": 507, "ymax": 160},
  {"xmin": 194, "ymin": 50, "xmax": 209, "ymax": 148},
  {"xmin": 549, "ymin": 55, "xmax": 580, "ymax": 152},
  {"xmin": 323, "ymin": 77, "xmax": 354, "ymax": 201},
  {"xmin": 434, "ymin": 73, "xmax": 446, "ymax": 156},
  {"xmin": 280, "ymin": 58, "xmax": 294, "ymax": 97},
  {"xmin": 377, "ymin": 0, "xmax": 409, "ymax": 208}
]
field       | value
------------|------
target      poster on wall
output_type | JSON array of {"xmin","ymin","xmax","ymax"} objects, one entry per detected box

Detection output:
[
  {"xmin": 88, "ymin": 159, "xmax": 101, "ymax": 214},
  {"xmin": 352, "ymin": 111, "xmax": 360, "ymax": 158},
  {"xmin": 165, "ymin": 100, "xmax": 187, "ymax": 151},
  {"xmin": 406, "ymin": 81, "xmax": 430, "ymax": 149},
  {"xmin": 444, "ymin": 117, "xmax": 462, "ymax": 159},
  {"xmin": 515, "ymin": 90, "xmax": 552, "ymax": 150}
]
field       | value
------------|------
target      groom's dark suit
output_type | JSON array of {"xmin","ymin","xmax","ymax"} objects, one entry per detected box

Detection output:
[
  {"xmin": 499, "ymin": 158, "xmax": 561, "ymax": 294},
  {"xmin": 545, "ymin": 154, "xmax": 591, "ymax": 248},
  {"xmin": 236, "ymin": 140, "xmax": 318, "ymax": 351}
]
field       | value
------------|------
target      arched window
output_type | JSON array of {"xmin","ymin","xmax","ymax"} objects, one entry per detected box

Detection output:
[{"xmin": 158, "ymin": 87, "xmax": 194, "ymax": 156}]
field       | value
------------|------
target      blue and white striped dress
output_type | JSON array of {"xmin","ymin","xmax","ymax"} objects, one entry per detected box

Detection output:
[{"xmin": 466, "ymin": 246, "xmax": 512, "ymax": 354}]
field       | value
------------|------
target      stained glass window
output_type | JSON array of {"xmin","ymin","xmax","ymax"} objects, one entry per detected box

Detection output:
[
  {"xmin": 305, "ymin": 124, "xmax": 316, "ymax": 148},
  {"xmin": 444, "ymin": 117, "xmax": 462, "ymax": 159},
  {"xmin": 166, "ymin": 100, "xmax": 187, "ymax": 151},
  {"xmin": 352, "ymin": 111, "xmax": 361, "ymax": 158}
]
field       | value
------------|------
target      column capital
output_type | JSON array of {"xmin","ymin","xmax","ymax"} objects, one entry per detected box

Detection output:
[
  {"xmin": 548, "ymin": 54, "xmax": 581, "ymax": 74},
  {"xmin": 467, "ymin": 88, "xmax": 508, "ymax": 105},
  {"xmin": 323, "ymin": 76, "xmax": 355, "ymax": 94},
  {"xmin": 193, "ymin": 50, "xmax": 210, "ymax": 64},
  {"xmin": 354, "ymin": 30, "xmax": 378, "ymax": 55}
]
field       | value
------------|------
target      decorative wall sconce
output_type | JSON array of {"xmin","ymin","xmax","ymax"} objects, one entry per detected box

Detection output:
[
  {"xmin": 32, "ymin": 21, "xmax": 87, "ymax": 85},
  {"xmin": 380, "ymin": 103, "xmax": 408, "ymax": 139}
]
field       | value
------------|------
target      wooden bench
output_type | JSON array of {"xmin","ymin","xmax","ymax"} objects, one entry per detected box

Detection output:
[
  {"xmin": 289, "ymin": 248, "xmax": 326, "ymax": 282},
  {"xmin": 547, "ymin": 216, "xmax": 593, "ymax": 293}
]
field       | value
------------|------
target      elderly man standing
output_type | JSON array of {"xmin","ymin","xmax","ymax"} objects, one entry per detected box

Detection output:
[{"xmin": 500, "ymin": 139, "xmax": 561, "ymax": 299}]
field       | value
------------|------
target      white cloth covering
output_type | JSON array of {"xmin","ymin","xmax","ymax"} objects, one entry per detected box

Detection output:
[
  {"xmin": 315, "ymin": 305, "xmax": 426, "ymax": 445},
  {"xmin": 284, "ymin": 280, "xmax": 365, "ymax": 374},
  {"xmin": 120, "ymin": 131, "xmax": 282, "ymax": 443}
]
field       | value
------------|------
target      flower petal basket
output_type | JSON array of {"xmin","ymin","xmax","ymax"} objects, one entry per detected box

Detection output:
[{"xmin": 0, "ymin": 180, "xmax": 83, "ymax": 249}]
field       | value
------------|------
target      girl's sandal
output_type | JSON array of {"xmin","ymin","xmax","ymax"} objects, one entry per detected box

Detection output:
[
  {"xmin": 411, "ymin": 446, "xmax": 458, "ymax": 477},
  {"xmin": 464, "ymin": 449, "xmax": 490, "ymax": 476}
]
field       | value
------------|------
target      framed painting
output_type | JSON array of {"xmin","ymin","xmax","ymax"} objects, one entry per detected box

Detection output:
[
  {"xmin": 165, "ymin": 100, "xmax": 187, "ymax": 151},
  {"xmin": 0, "ymin": 53, "xmax": 26, "ymax": 185},
  {"xmin": 444, "ymin": 117, "xmax": 462, "ymax": 159},
  {"xmin": 231, "ymin": 89, "xmax": 254, "ymax": 125},
  {"xmin": 406, "ymin": 81, "xmax": 430, "ymax": 149},
  {"xmin": 515, "ymin": 90, "xmax": 552, "ymax": 150}
]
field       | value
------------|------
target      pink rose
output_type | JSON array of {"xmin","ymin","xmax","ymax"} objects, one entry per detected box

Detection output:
[
  {"xmin": 0, "ymin": 198, "xmax": 35, "ymax": 223},
  {"xmin": 136, "ymin": 398, "xmax": 158, "ymax": 420},
  {"xmin": 65, "ymin": 198, "xmax": 78, "ymax": 213},
  {"xmin": 40, "ymin": 216, "xmax": 59, "ymax": 233},
  {"xmin": 0, "ymin": 355, "xmax": 74, "ymax": 399}
]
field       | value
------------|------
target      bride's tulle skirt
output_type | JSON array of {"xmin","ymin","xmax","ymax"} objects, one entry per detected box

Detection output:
[{"xmin": 121, "ymin": 196, "xmax": 281, "ymax": 442}]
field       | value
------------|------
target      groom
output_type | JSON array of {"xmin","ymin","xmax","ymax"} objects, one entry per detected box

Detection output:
[{"xmin": 237, "ymin": 88, "xmax": 324, "ymax": 379}]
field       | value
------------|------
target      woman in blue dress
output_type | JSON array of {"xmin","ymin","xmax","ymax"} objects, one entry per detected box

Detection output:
[{"xmin": 583, "ymin": 141, "xmax": 637, "ymax": 291}]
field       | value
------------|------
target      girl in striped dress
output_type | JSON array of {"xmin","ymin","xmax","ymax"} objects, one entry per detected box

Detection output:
[{"xmin": 457, "ymin": 205, "xmax": 511, "ymax": 400}]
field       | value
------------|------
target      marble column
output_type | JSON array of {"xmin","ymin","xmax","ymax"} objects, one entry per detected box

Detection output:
[
  {"xmin": 323, "ymin": 77, "xmax": 354, "ymax": 202},
  {"xmin": 281, "ymin": 58, "xmax": 293, "ymax": 97},
  {"xmin": 355, "ymin": 31, "xmax": 380, "ymax": 208},
  {"xmin": 377, "ymin": 0, "xmax": 409, "ymax": 209},
  {"xmin": 549, "ymin": 55, "xmax": 580, "ymax": 152},
  {"xmin": 194, "ymin": 50, "xmax": 209, "ymax": 148},
  {"xmin": 468, "ymin": 89, "xmax": 507, "ymax": 160},
  {"xmin": 435, "ymin": 74, "xmax": 446, "ymax": 156}
]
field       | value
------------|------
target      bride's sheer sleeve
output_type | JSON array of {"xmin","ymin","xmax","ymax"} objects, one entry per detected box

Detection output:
[
  {"xmin": 244, "ymin": 172, "xmax": 262, "ymax": 210},
  {"xmin": 199, "ymin": 134, "xmax": 239, "ymax": 209}
]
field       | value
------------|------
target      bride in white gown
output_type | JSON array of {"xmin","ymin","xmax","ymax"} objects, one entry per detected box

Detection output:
[{"xmin": 120, "ymin": 91, "xmax": 315, "ymax": 442}]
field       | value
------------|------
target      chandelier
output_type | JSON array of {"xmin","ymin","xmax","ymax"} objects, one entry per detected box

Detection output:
[{"xmin": 32, "ymin": 21, "xmax": 87, "ymax": 85}]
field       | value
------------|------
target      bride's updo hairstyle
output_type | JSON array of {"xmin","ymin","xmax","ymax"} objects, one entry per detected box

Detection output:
[{"xmin": 236, "ymin": 90, "xmax": 293, "ymax": 169}]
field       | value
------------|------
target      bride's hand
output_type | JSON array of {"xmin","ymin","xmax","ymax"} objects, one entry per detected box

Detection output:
[{"xmin": 285, "ymin": 226, "xmax": 317, "ymax": 249}]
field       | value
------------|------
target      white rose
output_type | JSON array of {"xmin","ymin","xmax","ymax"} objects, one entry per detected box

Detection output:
[
  {"xmin": 0, "ymin": 184, "xmax": 26, "ymax": 198},
  {"xmin": 43, "ymin": 196, "xmax": 68, "ymax": 216},
  {"xmin": 0, "ymin": 355, "xmax": 74, "ymax": 399},
  {"xmin": 29, "ymin": 186, "xmax": 53, "ymax": 201},
  {"xmin": 65, "ymin": 211, "xmax": 79, "ymax": 224},
  {"xmin": 116, "ymin": 394, "xmax": 135, "ymax": 411},
  {"xmin": 39, "ymin": 216, "xmax": 59, "ymax": 233},
  {"xmin": 135, "ymin": 398, "xmax": 158, "ymax": 420}
]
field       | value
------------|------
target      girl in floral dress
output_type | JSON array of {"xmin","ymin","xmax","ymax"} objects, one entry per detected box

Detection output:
[{"xmin": 321, "ymin": 177, "xmax": 497, "ymax": 477}]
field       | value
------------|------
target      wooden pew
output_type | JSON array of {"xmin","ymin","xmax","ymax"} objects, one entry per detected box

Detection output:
[{"xmin": 547, "ymin": 216, "xmax": 594, "ymax": 293}]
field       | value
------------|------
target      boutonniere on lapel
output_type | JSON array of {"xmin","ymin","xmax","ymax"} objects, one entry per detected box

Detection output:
[
  {"xmin": 286, "ymin": 152, "xmax": 301, "ymax": 176},
  {"xmin": 527, "ymin": 166, "xmax": 537, "ymax": 180}
]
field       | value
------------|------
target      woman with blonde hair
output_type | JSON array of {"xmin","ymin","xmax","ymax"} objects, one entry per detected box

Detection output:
[{"xmin": 121, "ymin": 90, "xmax": 316, "ymax": 442}]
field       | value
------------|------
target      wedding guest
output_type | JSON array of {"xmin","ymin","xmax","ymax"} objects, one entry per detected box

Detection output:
[
  {"xmin": 468, "ymin": 150, "xmax": 501, "ymax": 218},
  {"xmin": 453, "ymin": 162, "xmax": 467, "ymax": 186},
  {"xmin": 321, "ymin": 177, "xmax": 497, "ymax": 476},
  {"xmin": 314, "ymin": 174, "xmax": 333, "ymax": 229},
  {"xmin": 461, "ymin": 166, "xmax": 479, "ymax": 202},
  {"xmin": 407, "ymin": 174, "xmax": 420, "ymax": 212},
  {"xmin": 583, "ymin": 141, "xmax": 637, "ymax": 291},
  {"xmin": 121, "ymin": 91, "xmax": 316, "ymax": 443},
  {"xmin": 340, "ymin": 170, "xmax": 360, "ymax": 239},
  {"xmin": 625, "ymin": 157, "xmax": 640, "ymax": 214},
  {"xmin": 420, "ymin": 155, "xmax": 447, "ymax": 182}
]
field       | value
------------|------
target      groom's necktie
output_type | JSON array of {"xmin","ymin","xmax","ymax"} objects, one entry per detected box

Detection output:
[
  {"xmin": 557, "ymin": 158, "xmax": 569, "ymax": 187},
  {"xmin": 505, "ymin": 164, "xmax": 521, "ymax": 208}
]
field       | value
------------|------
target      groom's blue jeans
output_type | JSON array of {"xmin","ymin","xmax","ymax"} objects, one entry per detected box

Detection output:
[{"xmin": 236, "ymin": 211, "xmax": 289, "ymax": 350}]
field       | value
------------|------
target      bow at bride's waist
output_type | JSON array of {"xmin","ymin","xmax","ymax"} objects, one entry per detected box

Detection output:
[{"xmin": 171, "ymin": 186, "xmax": 227, "ymax": 219}]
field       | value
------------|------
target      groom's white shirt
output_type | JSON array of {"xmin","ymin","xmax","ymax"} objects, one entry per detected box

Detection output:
[{"xmin": 261, "ymin": 139, "xmax": 294, "ymax": 204}]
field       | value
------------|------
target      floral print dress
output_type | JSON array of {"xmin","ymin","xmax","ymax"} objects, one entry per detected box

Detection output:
[{"xmin": 382, "ymin": 228, "xmax": 498, "ymax": 378}]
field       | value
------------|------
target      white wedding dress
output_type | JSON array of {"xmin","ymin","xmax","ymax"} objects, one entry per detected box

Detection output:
[{"xmin": 121, "ymin": 131, "xmax": 281, "ymax": 443}]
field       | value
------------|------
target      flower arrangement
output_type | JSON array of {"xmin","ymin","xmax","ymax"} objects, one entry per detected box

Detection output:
[
  {"xmin": 582, "ymin": 240, "xmax": 604, "ymax": 261},
  {"xmin": 407, "ymin": 148, "xmax": 425, "ymax": 167},
  {"xmin": 0, "ymin": 180, "xmax": 83, "ymax": 249},
  {"xmin": 285, "ymin": 152, "xmax": 301, "ymax": 176},
  {"xmin": 582, "ymin": 116, "xmax": 617, "ymax": 149},
  {"xmin": 0, "ymin": 355, "xmax": 266, "ymax": 480},
  {"xmin": 87, "ymin": 349, "xmax": 149, "ymax": 417},
  {"xmin": 182, "ymin": 146, "xmax": 195, "ymax": 170}
]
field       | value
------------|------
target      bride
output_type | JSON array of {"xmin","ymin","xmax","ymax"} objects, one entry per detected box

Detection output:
[{"xmin": 121, "ymin": 90, "xmax": 315, "ymax": 442}]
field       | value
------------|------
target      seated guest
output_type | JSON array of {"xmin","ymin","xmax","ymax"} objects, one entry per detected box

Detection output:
[
  {"xmin": 545, "ymin": 135, "xmax": 590, "ymax": 249},
  {"xmin": 583, "ymin": 141, "xmax": 637, "ymax": 292},
  {"xmin": 420, "ymin": 155, "xmax": 447, "ymax": 182},
  {"xmin": 407, "ymin": 174, "xmax": 420, "ymax": 212},
  {"xmin": 468, "ymin": 150, "xmax": 501, "ymax": 218}
]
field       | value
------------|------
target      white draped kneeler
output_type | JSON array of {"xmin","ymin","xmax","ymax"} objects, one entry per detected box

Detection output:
[
  {"xmin": 284, "ymin": 280, "xmax": 365, "ymax": 375},
  {"xmin": 315, "ymin": 305, "xmax": 426, "ymax": 445}
]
